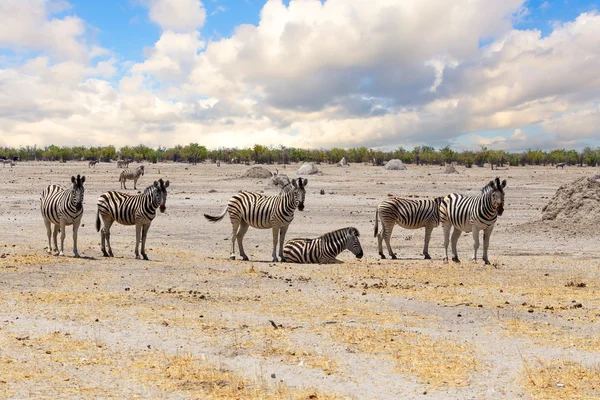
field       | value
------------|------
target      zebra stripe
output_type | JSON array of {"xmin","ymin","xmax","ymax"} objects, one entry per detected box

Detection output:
[
  {"xmin": 283, "ymin": 227, "xmax": 363, "ymax": 264},
  {"xmin": 440, "ymin": 177, "xmax": 507, "ymax": 264},
  {"xmin": 96, "ymin": 178, "xmax": 170, "ymax": 260},
  {"xmin": 204, "ymin": 178, "xmax": 308, "ymax": 262},
  {"xmin": 374, "ymin": 196, "xmax": 444, "ymax": 260},
  {"xmin": 40, "ymin": 175, "xmax": 86, "ymax": 257},
  {"xmin": 117, "ymin": 159, "xmax": 130, "ymax": 168},
  {"xmin": 119, "ymin": 165, "xmax": 145, "ymax": 189}
]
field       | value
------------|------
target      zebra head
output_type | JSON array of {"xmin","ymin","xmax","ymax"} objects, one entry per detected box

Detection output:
[
  {"xmin": 487, "ymin": 177, "xmax": 507, "ymax": 216},
  {"xmin": 291, "ymin": 178, "xmax": 308, "ymax": 211},
  {"xmin": 70, "ymin": 175, "xmax": 86, "ymax": 211},
  {"xmin": 346, "ymin": 227, "xmax": 363, "ymax": 259},
  {"xmin": 153, "ymin": 178, "xmax": 170, "ymax": 213},
  {"xmin": 139, "ymin": 165, "xmax": 145, "ymax": 176}
]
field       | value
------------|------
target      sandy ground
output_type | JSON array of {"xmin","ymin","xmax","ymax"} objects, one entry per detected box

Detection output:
[{"xmin": 1, "ymin": 161, "xmax": 599, "ymax": 399}]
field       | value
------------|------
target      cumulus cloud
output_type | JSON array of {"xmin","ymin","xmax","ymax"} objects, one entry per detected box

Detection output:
[
  {"xmin": 148, "ymin": 0, "xmax": 206, "ymax": 32},
  {"xmin": 1, "ymin": 0, "xmax": 600, "ymax": 151}
]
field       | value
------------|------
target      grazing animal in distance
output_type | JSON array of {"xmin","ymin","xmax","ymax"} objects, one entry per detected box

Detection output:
[
  {"xmin": 117, "ymin": 159, "xmax": 129, "ymax": 168},
  {"xmin": 375, "ymin": 196, "xmax": 444, "ymax": 260},
  {"xmin": 440, "ymin": 177, "xmax": 507, "ymax": 264},
  {"xmin": 204, "ymin": 178, "xmax": 308, "ymax": 261},
  {"xmin": 40, "ymin": 175, "xmax": 86, "ymax": 257},
  {"xmin": 119, "ymin": 165, "xmax": 145, "ymax": 190},
  {"xmin": 283, "ymin": 227, "xmax": 363, "ymax": 264},
  {"xmin": 96, "ymin": 179, "xmax": 170, "ymax": 260},
  {"xmin": 88, "ymin": 160, "xmax": 98, "ymax": 167},
  {"xmin": 556, "ymin": 162, "xmax": 566, "ymax": 169}
]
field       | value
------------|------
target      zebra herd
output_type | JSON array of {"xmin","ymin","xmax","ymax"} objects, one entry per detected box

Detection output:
[{"xmin": 39, "ymin": 167, "xmax": 507, "ymax": 264}]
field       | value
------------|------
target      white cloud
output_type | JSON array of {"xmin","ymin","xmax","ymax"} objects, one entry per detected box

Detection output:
[{"xmin": 148, "ymin": 0, "xmax": 206, "ymax": 32}]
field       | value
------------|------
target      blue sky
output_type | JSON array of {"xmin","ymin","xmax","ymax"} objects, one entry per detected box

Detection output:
[{"xmin": 0, "ymin": 0, "xmax": 599, "ymax": 150}]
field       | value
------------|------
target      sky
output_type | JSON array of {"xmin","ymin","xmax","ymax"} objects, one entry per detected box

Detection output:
[{"xmin": 0, "ymin": 0, "xmax": 599, "ymax": 152}]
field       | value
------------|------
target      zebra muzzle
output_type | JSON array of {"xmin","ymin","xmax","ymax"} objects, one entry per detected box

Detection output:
[
  {"xmin": 298, "ymin": 202, "xmax": 304, "ymax": 211},
  {"xmin": 160, "ymin": 204, "xmax": 166, "ymax": 213},
  {"xmin": 76, "ymin": 203, "xmax": 83, "ymax": 211},
  {"xmin": 356, "ymin": 251, "xmax": 364, "ymax": 259}
]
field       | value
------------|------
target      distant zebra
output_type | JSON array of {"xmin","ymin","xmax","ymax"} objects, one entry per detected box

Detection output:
[
  {"xmin": 117, "ymin": 159, "xmax": 129, "ymax": 168},
  {"xmin": 556, "ymin": 162, "xmax": 566, "ymax": 169},
  {"xmin": 374, "ymin": 196, "xmax": 444, "ymax": 260},
  {"xmin": 40, "ymin": 175, "xmax": 86, "ymax": 257},
  {"xmin": 2, "ymin": 159, "xmax": 14, "ymax": 167},
  {"xmin": 283, "ymin": 227, "xmax": 363, "ymax": 264},
  {"xmin": 88, "ymin": 160, "xmax": 98, "ymax": 167},
  {"xmin": 96, "ymin": 179, "xmax": 170, "ymax": 260},
  {"xmin": 440, "ymin": 177, "xmax": 507, "ymax": 264},
  {"xmin": 119, "ymin": 165, "xmax": 144, "ymax": 189},
  {"xmin": 204, "ymin": 178, "xmax": 308, "ymax": 261}
]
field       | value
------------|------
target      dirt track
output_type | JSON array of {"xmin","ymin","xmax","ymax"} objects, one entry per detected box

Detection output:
[{"xmin": 1, "ymin": 161, "xmax": 599, "ymax": 399}]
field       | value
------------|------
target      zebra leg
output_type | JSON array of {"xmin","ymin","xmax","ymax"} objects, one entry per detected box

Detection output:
[
  {"xmin": 442, "ymin": 223, "xmax": 452, "ymax": 263},
  {"xmin": 277, "ymin": 226, "xmax": 289, "ymax": 262},
  {"xmin": 230, "ymin": 220, "xmax": 239, "ymax": 260},
  {"xmin": 423, "ymin": 226, "xmax": 433, "ymax": 260},
  {"xmin": 236, "ymin": 222, "xmax": 250, "ymax": 261},
  {"xmin": 44, "ymin": 219, "xmax": 53, "ymax": 254},
  {"xmin": 471, "ymin": 226, "xmax": 480, "ymax": 263},
  {"xmin": 271, "ymin": 228, "xmax": 279, "ymax": 262},
  {"xmin": 135, "ymin": 222, "xmax": 142, "ymax": 259},
  {"xmin": 140, "ymin": 223, "xmax": 151, "ymax": 260},
  {"xmin": 380, "ymin": 223, "xmax": 396, "ymax": 259},
  {"xmin": 450, "ymin": 227, "xmax": 462, "ymax": 263},
  {"xmin": 133, "ymin": 178, "xmax": 137, "ymax": 190},
  {"xmin": 72, "ymin": 218, "xmax": 81, "ymax": 258},
  {"xmin": 102, "ymin": 219, "xmax": 114, "ymax": 257},
  {"xmin": 52, "ymin": 224, "xmax": 60, "ymax": 255},
  {"xmin": 482, "ymin": 226, "xmax": 494, "ymax": 265},
  {"xmin": 58, "ymin": 220, "xmax": 67, "ymax": 256}
]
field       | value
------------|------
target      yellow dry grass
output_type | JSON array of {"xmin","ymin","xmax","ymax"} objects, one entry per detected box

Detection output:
[
  {"xmin": 521, "ymin": 360, "xmax": 600, "ymax": 400},
  {"xmin": 131, "ymin": 351, "xmax": 344, "ymax": 399},
  {"xmin": 326, "ymin": 325, "xmax": 477, "ymax": 389},
  {"xmin": 502, "ymin": 320, "xmax": 600, "ymax": 351}
]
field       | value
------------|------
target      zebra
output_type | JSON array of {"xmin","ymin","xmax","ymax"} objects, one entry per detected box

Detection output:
[
  {"xmin": 117, "ymin": 159, "xmax": 129, "ymax": 168},
  {"xmin": 96, "ymin": 178, "xmax": 170, "ymax": 260},
  {"xmin": 556, "ymin": 162, "xmax": 566, "ymax": 169},
  {"xmin": 40, "ymin": 175, "xmax": 86, "ymax": 257},
  {"xmin": 204, "ymin": 178, "xmax": 308, "ymax": 261},
  {"xmin": 374, "ymin": 196, "xmax": 444, "ymax": 260},
  {"xmin": 439, "ymin": 177, "xmax": 507, "ymax": 264},
  {"xmin": 283, "ymin": 227, "xmax": 363, "ymax": 264},
  {"xmin": 119, "ymin": 165, "xmax": 144, "ymax": 190},
  {"xmin": 2, "ymin": 159, "xmax": 14, "ymax": 167},
  {"xmin": 88, "ymin": 160, "xmax": 98, "ymax": 167}
]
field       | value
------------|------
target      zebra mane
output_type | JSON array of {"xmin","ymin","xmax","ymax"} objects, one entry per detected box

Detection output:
[
  {"xmin": 319, "ymin": 227, "xmax": 360, "ymax": 241},
  {"xmin": 482, "ymin": 177, "xmax": 506, "ymax": 195}
]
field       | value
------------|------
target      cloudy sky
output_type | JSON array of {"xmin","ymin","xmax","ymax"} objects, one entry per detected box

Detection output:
[{"xmin": 0, "ymin": 0, "xmax": 599, "ymax": 151}]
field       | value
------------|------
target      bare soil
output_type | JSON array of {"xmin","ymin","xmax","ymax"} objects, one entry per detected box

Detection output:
[{"xmin": 1, "ymin": 161, "xmax": 599, "ymax": 399}]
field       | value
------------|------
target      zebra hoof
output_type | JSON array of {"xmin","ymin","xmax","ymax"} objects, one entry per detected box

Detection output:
[
  {"xmin": 74, "ymin": 253, "xmax": 80, "ymax": 258},
  {"xmin": 443, "ymin": 257, "xmax": 449, "ymax": 264},
  {"xmin": 423, "ymin": 254, "xmax": 431, "ymax": 260},
  {"xmin": 379, "ymin": 253, "xmax": 386, "ymax": 260},
  {"xmin": 483, "ymin": 260, "xmax": 490, "ymax": 265},
  {"xmin": 229, "ymin": 255, "xmax": 236, "ymax": 260},
  {"xmin": 241, "ymin": 256, "xmax": 249, "ymax": 261},
  {"xmin": 142, "ymin": 254, "xmax": 149, "ymax": 261},
  {"xmin": 58, "ymin": 252, "xmax": 64, "ymax": 256},
  {"xmin": 452, "ymin": 256, "xmax": 460, "ymax": 263},
  {"xmin": 279, "ymin": 257, "xmax": 287, "ymax": 263},
  {"xmin": 391, "ymin": 254, "xmax": 397, "ymax": 260}
]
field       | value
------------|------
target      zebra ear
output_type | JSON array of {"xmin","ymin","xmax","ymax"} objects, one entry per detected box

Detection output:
[
  {"xmin": 501, "ymin": 179, "xmax": 507, "ymax": 188},
  {"xmin": 71, "ymin": 176, "xmax": 76, "ymax": 184},
  {"xmin": 80, "ymin": 176, "xmax": 86, "ymax": 184},
  {"xmin": 302, "ymin": 178, "xmax": 308, "ymax": 187},
  {"xmin": 164, "ymin": 180, "xmax": 170, "ymax": 188},
  {"xmin": 489, "ymin": 180, "xmax": 495, "ymax": 189},
  {"xmin": 291, "ymin": 179, "xmax": 298, "ymax": 188},
  {"xmin": 154, "ymin": 181, "xmax": 159, "ymax": 187}
]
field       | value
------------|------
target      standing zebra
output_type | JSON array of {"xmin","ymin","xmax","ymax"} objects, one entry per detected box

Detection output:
[
  {"xmin": 96, "ymin": 178, "xmax": 170, "ymax": 260},
  {"xmin": 116, "ymin": 159, "xmax": 129, "ymax": 168},
  {"xmin": 88, "ymin": 160, "xmax": 98, "ymax": 167},
  {"xmin": 440, "ymin": 177, "xmax": 507, "ymax": 264},
  {"xmin": 40, "ymin": 175, "xmax": 86, "ymax": 257},
  {"xmin": 119, "ymin": 165, "xmax": 144, "ymax": 190},
  {"xmin": 374, "ymin": 196, "xmax": 444, "ymax": 260},
  {"xmin": 283, "ymin": 227, "xmax": 363, "ymax": 264},
  {"xmin": 204, "ymin": 178, "xmax": 308, "ymax": 261}
]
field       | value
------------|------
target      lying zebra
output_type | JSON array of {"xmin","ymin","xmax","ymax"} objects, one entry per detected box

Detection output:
[
  {"xmin": 283, "ymin": 227, "xmax": 363, "ymax": 263},
  {"xmin": 119, "ymin": 165, "xmax": 144, "ymax": 190}
]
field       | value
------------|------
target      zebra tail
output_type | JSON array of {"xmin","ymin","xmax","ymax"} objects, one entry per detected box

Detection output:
[
  {"xmin": 374, "ymin": 207, "xmax": 379, "ymax": 237},
  {"xmin": 96, "ymin": 209, "xmax": 101, "ymax": 232},
  {"xmin": 204, "ymin": 206, "xmax": 228, "ymax": 223}
]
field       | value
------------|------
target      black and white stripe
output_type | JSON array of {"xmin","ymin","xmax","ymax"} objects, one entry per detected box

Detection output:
[
  {"xmin": 374, "ymin": 196, "xmax": 444, "ymax": 259},
  {"xmin": 117, "ymin": 159, "xmax": 130, "ymax": 168},
  {"xmin": 96, "ymin": 178, "xmax": 170, "ymax": 260},
  {"xmin": 40, "ymin": 175, "xmax": 86, "ymax": 257},
  {"xmin": 283, "ymin": 227, "xmax": 363, "ymax": 264},
  {"xmin": 204, "ymin": 178, "xmax": 308, "ymax": 261},
  {"xmin": 439, "ymin": 177, "xmax": 507, "ymax": 264},
  {"xmin": 119, "ymin": 165, "xmax": 144, "ymax": 189}
]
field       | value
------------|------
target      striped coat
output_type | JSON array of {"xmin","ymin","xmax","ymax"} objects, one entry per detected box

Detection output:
[
  {"xmin": 96, "ymin": 179, "xmax": 170, "ymax": 260},
  {"xmin": 40, "ymin": 175, "xmax": 86, "ymax": 257},
  {"xmin": 283, "ymin": 227, "xmax": 363, "ymax": 264},
  {"xmin": 119, "ymin": 165, "xmax": 144, "ymax": 189}
]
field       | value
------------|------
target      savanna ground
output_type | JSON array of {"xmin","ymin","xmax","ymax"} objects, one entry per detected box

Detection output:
[{"xmin": 1, "ymin": 161, "xmax": 599, "ymax": 399}]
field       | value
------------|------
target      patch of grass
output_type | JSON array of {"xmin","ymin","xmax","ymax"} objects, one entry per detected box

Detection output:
[
  {"xmin": 521, "ymin": 359, "xmax": 600, "ymax": 400},
  {"xmin": 502, "ymin": 320, "xmax": 600, "ymax": 351},
  {"xmin": 327, "ymin": 325, "xmax": 477, "ymax": 389}
]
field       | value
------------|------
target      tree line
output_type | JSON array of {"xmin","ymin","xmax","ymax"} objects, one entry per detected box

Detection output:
[{"xmin": 1, "ymin": 143, "xmax": 600, "ymax": 168}]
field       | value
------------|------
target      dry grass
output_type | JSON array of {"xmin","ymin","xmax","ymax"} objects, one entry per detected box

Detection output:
[
  {"xmin": 502, "ymin": 320, "xmax": 600, "ymax": 351},
  {"xmin": 131, "ymin": 352, "xmax": 344, "ymax": 399},
  {"xmin": 521, "ymin": 359, "xmax": 600, "ymax": 400},
  {"xmin": 326, "ymin": 325, "xmax": 477, "ymax": 389}
]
